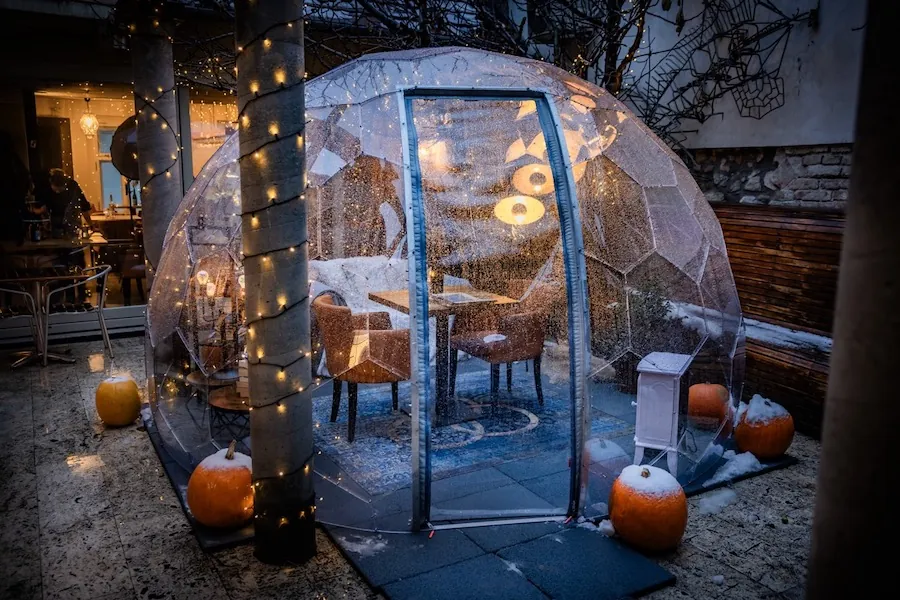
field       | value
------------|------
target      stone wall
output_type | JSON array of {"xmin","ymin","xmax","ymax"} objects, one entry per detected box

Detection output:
[{"xmin": 689, "ymin": 144, "xmax": 852, "ymax": 211}]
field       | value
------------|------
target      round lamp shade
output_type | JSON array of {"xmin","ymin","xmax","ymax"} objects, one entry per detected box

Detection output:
[
  {"xmin": 513, "ymin": 164, "xmax": 555, "ymax": 196},
  {"xmin": 494, "ymin": 195, "xmax": 545, "ymax": 226},
  {"xmin": 110, "ymin": 116, "xmax": 140, "ymax": 181}
]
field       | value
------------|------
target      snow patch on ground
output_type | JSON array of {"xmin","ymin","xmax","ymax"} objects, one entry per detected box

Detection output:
[
  {"xmin": 618, "ymin": 464, "xmax": 682, "ymax": 496},
  {"xmin": 503, "ymin": 560, "xmax": 524, "ymax": 576},
  {"xmin": 667, "ymin": 301, "xmax": 724, "ymax": 339},
  {"xmin": 711, "ymin": 575, "xmax": 725, "ymax": 586},
  {"xmin": 576, "ymin": 518, "xmax": 616, "ymax": 537},
  {"xmin": 704, "ymin": 451, "xmax": 763, "ymax": 487},
  {"xmin": 744, "ymin": 394, "xmax": 790, "ymax": 425},
  {"xmin": 699, "ymin": 443, "xmax": 725, "ymax": 464},
  {"xmin": 585, "ymin": 439, "xmax": 627, "ymax": 462},
  {"xmin": 744, "ymin": 318, "xmax": 832, "ymax": 354},
  {"xmin": 696, "ymin": 488, "xmax": 738, "ymax": 514},
  {"xmin": 597, "ymin": 519, "xmax": 616, "ymax": 536},
  {"xmin": 339, "ymin": 536, "xmax": 388, "ymax": 557},
  {"xmin": 590, "ymin": 502, "xmax": 609, "ymax": 515}
]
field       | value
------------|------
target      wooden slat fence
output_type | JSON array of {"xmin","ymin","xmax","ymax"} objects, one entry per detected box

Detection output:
[{"xmin": 712, "ymin": 204, "xmax": 845, "ymax": 436}]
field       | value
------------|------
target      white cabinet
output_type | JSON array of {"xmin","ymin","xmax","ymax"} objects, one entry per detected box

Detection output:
[{"xmin": 633, "ymin": 352, "xmax": 693, "ymax": 475}]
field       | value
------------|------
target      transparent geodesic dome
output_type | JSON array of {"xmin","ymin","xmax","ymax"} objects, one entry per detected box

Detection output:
[{"xmin": 148, "ymin": 47, "xmax": 743, "ymax": 532}]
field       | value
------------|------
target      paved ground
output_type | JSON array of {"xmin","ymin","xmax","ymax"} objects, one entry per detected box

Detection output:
[{"xmin": 0, "ymin": 337, "xmax": 817, "ymax": 599}]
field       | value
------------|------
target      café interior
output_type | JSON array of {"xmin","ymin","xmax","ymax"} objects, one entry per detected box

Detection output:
[{"xmin": 0, "ymin": 82, "xmax": 236, "ymax": 352}]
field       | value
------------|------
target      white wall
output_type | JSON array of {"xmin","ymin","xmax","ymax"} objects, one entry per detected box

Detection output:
[{"xmin": 638, "ymin": 0, "xmax": 866, "ymax": 149}]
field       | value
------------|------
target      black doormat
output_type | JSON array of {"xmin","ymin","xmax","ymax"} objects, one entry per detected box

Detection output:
[{"xmin": 322, "ymin": 521, "xmax": 675, "ymax": 600}]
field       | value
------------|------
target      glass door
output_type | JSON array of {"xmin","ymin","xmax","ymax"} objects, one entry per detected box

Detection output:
[{"xmin": 406, "ymin": 94, "xmax": 577, "ymax": 524}]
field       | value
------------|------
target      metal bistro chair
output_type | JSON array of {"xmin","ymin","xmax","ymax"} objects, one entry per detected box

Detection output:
[
  {"xmin": 42, "ymin": 265, "xmax": 113, "ymax": 366},
  {"xmin": 0, "ymin": 285, "xmax": 43, "ymax": 368}
]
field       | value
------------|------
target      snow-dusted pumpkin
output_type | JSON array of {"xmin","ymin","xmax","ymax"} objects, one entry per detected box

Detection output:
[
  {"xmin": 609, "ymin": 465, "xmax": 687, "ymax": 553},
  {"xmin": 735, "ymin": 394, "xmax": 794, "ymax": 459},
  {"xmin": 187, "ymin": 441, "xmax": 254, "ymax": 528},
  {"xmin": 688, "ymin": 383, "xmax": 729, "ymax": 429},
  {"xmin": 95, "ymin": 375, "xmax": 141, "ymax": 426}
]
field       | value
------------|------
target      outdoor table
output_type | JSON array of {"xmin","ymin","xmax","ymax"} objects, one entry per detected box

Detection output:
[
  {"xmin": 0, "ymin": 273, "xmax": 92, "ymax": 368},
  {"xmin": 90, "ymin": 214, "xmax": 141, "ymax": 241},
  {"xmin": 368, "ymin": 286, "xmax": 518, "ymax": 426},
  {"xmin": 206, "ymin": 386, "xmax": 250, "ymax": 443}
]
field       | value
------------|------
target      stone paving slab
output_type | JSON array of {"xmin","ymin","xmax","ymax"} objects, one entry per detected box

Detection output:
[
  {"xmin": 383, "ymin": 553, "xmax": 550, "ymax": 600},
  {"xmin": 498, "ymin": 526, "xmax": 675, "ymax": 599}
]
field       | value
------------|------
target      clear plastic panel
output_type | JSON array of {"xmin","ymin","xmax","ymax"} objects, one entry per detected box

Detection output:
[
  {"xmin": 576, "ymin": 156, "xmax": 654, "ymax": 273},
  {"xmin": 411, "ymin": 96, "xmax": 572, "ymax": 522},
  {"xmin": 594, "ymin": 109, "xmax": 677, "ymax": 187},
  {"xmin": 306, "ymin": 93, "xmax": 414, "ymax": 532}
]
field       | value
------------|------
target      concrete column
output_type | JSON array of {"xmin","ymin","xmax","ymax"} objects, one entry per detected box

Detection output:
[
  {"xmin": 807, "ymin": 1, "xmax": 899, "ymax": 596},
  {"xmin": 131, "ymin": 23, "xmax": 183, "ymax": 272},
  {"xmin": 235, "ymin": 0, "xmax": 315, "ymax": 563}
]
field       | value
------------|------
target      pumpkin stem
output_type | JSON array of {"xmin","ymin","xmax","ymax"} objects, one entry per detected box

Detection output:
[
  {"xmin": 226, "ymin": 440, "xmax": 237, "ymax": 460},
  {"xmin": 641, "ymin": 467, "xmax": 650, "ymax": 478}
]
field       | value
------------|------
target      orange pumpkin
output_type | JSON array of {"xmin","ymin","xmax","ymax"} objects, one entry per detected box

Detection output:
[
  {"xmin": 609, "ymin": 465, "xmax": 687, "ymax": 553},
  {"xmin": 95, "ymin": 375, "xmax": 141, "ymax": 427},
  {"xmin": 187, "ymin": 441, "xmax": 254, "ymax": 528},
  {"xmin": 688, "ymin": 383, "xmax": 729, "ymax": 429},
  {"xmin": 735, "ymin": 395, "xmax": 794, "ymax": 459}
]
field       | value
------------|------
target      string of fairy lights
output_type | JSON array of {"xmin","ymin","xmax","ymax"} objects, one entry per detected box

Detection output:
[
  {"xmin": 132, "ymin": 84, "xmax": 181, "ymax": 193},
  {"xmin": 232, "ymin": 2, "xmax": 317, "ymax": 534}
]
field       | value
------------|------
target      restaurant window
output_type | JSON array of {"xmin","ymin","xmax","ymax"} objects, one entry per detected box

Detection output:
[
  {"xmin": 188, "ymin": 89, "xmax": 237, "ymax": 175},
  {"xmin": 3, "ymin": 84, "xmax": 151, "ymax": 313}
]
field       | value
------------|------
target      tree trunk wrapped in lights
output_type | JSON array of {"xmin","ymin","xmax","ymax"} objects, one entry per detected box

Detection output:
[
  {"xmin": 130, "ymin": 19, "xmax": 184, "ymax": 272},
  {"xmin": 235, "ymin": 0, "xmax": 316, "ymax": 562}
]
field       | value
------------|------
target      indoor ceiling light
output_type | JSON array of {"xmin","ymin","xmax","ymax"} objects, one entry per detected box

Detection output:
[
  {"xmin": 79, "ymin": 97, "xmax": 100, "ymax": 138},
  {"xmin": 494, "ymin": 195, "xmax": 545, "ymax": 226}
]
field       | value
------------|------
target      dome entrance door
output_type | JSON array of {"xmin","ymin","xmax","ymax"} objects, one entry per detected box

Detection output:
[{"xmin": 403, "ymin": 92, "xmax": 587, "ymax": 527}]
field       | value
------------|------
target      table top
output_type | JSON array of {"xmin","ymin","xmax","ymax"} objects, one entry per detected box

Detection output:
[
  {"xmin": 91, "ymin": 214, "xmax": 141, "ymax": 222},
  {"xmin": 186, "ymin": 369, "xmax": 240, "ymax": 388},
  {"xmin": 208, "ymin": 387, "xmax": 250, "ymax": 412},
  {"xmin": 0, "ymin": 273, "xmax": 92, "ymax": 285},
  {"xmin": 369, "ymin": 286, "xmax": 518, "ymax": 316}
]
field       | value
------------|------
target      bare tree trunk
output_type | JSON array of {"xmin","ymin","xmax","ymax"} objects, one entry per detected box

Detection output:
[
  {"xmin": 131, "ymin": 21, "xmax": 183, "ymax": 273},
  {"xmin": 602, "ymin": 0, "xmax": 624, "ymax": 93},
  {"xmin": 807, "ymin": 2, "xmax": 899, "ymax": 596},
  {"xmin": 235, "ymin": 0, "xmax": 316, "ymax": 563}
]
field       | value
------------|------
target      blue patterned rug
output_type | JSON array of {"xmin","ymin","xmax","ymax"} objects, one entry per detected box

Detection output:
[{"xmin": 313, "ymin": 371, "xmax": 631, "ymax": 496}]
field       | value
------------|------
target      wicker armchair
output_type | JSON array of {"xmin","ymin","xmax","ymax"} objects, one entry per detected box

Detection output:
[
  {"xmin": 450, "ymin": 280, "xmax": 562, "ymax": 404},
  {"xmin": 313, "ymin": 295, "xmax": 410, "ymax": 442}
]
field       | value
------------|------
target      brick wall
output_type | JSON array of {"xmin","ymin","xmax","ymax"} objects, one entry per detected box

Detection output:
[{"xmin": 689, "ymin": 144, "xmax": 852, "ymax": 210}]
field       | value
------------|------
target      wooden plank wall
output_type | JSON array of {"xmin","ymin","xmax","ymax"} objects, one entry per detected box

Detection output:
[
  {"xmin": 713, "ymin": 204, "xmax": 845, "ymax": 336},
  {"xmin": 712, "ymin": 204, "xmax": 845, "ymax": 436}
]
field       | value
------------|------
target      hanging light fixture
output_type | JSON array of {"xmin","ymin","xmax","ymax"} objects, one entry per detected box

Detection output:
[
  {"xmin": 79, "ymin": 97, "xmax": 100, "ymax": 138},
  {"xmin": 494, "ymin": 195, "xmax": 545, "ymax": 226}
]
